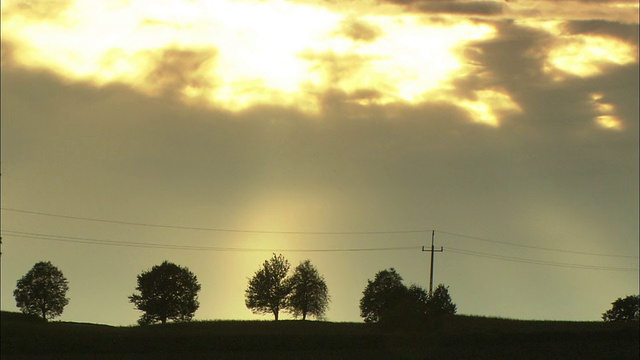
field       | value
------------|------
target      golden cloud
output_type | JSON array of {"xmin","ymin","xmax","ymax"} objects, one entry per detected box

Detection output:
[{"xmin": 2, "ymin": 0, "xmax": 501, "ymax": 116}]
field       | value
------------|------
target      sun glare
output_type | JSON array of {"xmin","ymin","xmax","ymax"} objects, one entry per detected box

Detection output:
[{"xmin": 2, "ymin": 0, "xmax": 497, "ymax": 116}]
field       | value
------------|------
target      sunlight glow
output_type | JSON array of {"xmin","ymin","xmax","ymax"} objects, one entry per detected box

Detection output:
[
  {"xmin": 589, "ymin": 92, "xmax": 622, "ymax": 131},
  {"xmin": 2, "ymin": 0, "xmax": 495, "ymax": 115},
  {"xmin": 595, "ymin": 115, "xmax": 623, "ymax": 130},
  {"xmin": 458, "ymin": 90, "xmax": 522, "ymax": 127},
  {"xmin": 516, "ymin": 19, "xmax": 637, "ymax": 79},
  {"xmin": 548, "ymin": 35, "xmax": 637, "ymax": 77}
]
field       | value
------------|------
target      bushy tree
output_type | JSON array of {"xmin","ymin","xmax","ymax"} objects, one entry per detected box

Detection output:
[
  {"xmin": 602, "ymin": 295, "xmax": 639, "ymax": 322},
  {"xmin": 245, "ymin": 253, "xmax": 291, "ymax": 320},
  {"xmin": 129, "ymin": 261, "xmax": 201, "ymax": 325},
  {"xmin": 286, "ymin": 260, "xmax": 330, "ymax": 320},
  {"xmin": 407, "ymin": 284, "xmax": 430, "ymax": 315},
  {"xmin": 14, "ymin": 261, "xmax": 70, "ymax": 321},
  {"xmin": 359, "ymin": 268, "xmax": 407, "ymax": 323},
  {"xmin": 427, "ymin": 284, "xmax": 457, "ymax": 316},
  {"xmin": 360, "ymin": 268, "xmax": 457, "ymax": 326}
]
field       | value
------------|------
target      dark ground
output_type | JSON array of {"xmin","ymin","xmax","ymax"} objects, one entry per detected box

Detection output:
[{"xmin": 1, "ymin": 311, "xmax": 638, "ymax": 359}]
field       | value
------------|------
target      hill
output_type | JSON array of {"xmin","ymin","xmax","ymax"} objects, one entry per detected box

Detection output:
[{"xmin": 1, "ymin": 311, "xmax": 638, "ymax": 359}]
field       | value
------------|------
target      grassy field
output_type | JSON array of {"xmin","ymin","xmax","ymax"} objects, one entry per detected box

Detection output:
[{"xmin": 1, "ymin": 311, "xmax": 638, "ymax": 359}]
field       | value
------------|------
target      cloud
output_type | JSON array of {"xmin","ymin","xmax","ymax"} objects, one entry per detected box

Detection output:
[
  {"xmin": 2, "ymin": 0, "xmax": 75, "ymax": 21},
  {"xmin": 2, "ymin": 0, "xmax": 636, "ymax": 129},
  {"xmin": 381, "ymin": 0, "xmax": 505, "ymax": 15},
  {"xmin": 416, "ymin": 1, "xmax": 505, "ymax": 15},
  {"xmin": 336, "ymin": 17, "xmax": 384, "ymax": 42},
  {"xmin": 561, "ymin": 20, "xmax": 639, "ymax": 43},
  {"xmin": 507, "ymin": 1, "xmax": 639, "ymax": 23},
  {"xmin": 299, "ymin": 51, "xmax": 373, "ymax": 89},
  {"xmin": 445, "ymin": 19, "xmax": 639, "ymax": 134},
  {"xmin": 137, "ymin": 47, "xmax": 219, "ymax": 99},
  {"xmin": 507, "ymin": 19, "xmax": 638, "ymax": 79}
]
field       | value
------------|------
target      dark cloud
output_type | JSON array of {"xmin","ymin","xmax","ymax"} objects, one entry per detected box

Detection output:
[
  {"xmin": 452, "ymin": 21, "xmax": 552, "ymax": 99},
  {"xmin": 384, "ymin": 0, "xmax": 505, "ymax": 15},
  {"xmin": 454, "ymin": 20, "xmax": 639, "ymax": 135},
  {"xmin": 416, "ymin": 1, "xmax": 505, "ymax": 15},
  {"xmin": 561, "ymin": 20, "xmax": 640, "ymax": 44},
  {"xmin": 139, "ymin": 47, "xmax": 218, "ymax": 97},
  {"xmin": 337, "ymin": 17, "xmax": 383, "ymax": 43},
  {"xmin": 383, "ymin": 0, "xmax": 415, "ymax": 4}
]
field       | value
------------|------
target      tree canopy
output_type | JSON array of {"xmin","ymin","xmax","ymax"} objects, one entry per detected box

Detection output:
[
  {"xmin": 359, "ymin": 268, "xmax": 407, "ymax": 323},
  {"xmin": 360, "ymin": 268, "xmax": 457, "ymax": 325},
  {"xmin": 602, "ymin": 295, "xmax": 639, "ymax": 322},
  {"xmin": 129, "ymin": 261, "xmax": 201, "ymax": 325},
  {"xmin": 14, "ymin": 261, "xmax": 70, "ymax": 321},
  {"xmin": 245, "ymin": 253, "xmax": 291, "ymax": 320},
  {"xmin": 427, "ymin": 284, "xmax": 457, "ymax": 316},
  {"xmin": 286, "ymin": 259, "xmax": 330, "ymax": 320}
]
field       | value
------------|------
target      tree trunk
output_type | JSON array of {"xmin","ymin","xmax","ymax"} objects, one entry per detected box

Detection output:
[
  {"xmin": 42, "ymin": 307, "xmax": 47, "ymax": 322},
  {"xmin": 274, "ymin": 310, "xmax": 279, "ymax": 321},
  {"xmin": 302, "ymin": 311, "xmax": 307, "ymax": 321}
]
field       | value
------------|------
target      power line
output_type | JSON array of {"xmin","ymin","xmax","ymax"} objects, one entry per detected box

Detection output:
[
  {"xmin": 436, "ymin": 230, "xmax": 639, "ymax": 259},
  {"xmin": 1, "ymin": 208, "xmax": 429, "ymax": 235},
  {"xmin": 2, "ymin": 230, "xmax": 636, "ymax": 272},
  {"xmin": 447, "ymin": 247, "xmax": 638, "ymax": 272},
  {"xmin": 0, "ymin": 230, "xmax": 417, "ymax": 253},
  {"xmin": 3, "ymin": 207, "xmax": 637, "ymax": 259}
]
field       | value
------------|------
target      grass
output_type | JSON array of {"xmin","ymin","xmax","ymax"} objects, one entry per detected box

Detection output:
[{"xmin": 1, "ymin": 311, "xmax": 638, "ymax": 359}]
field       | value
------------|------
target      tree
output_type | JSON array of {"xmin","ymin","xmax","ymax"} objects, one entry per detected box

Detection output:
[
  {"xmin": 427, "ymin": 284, "xmax": 457, "ymax": 316},
  {"xmin": 129, "ymin": 261, "xmax": 201, "ymax": 325},
  {"xmin": 360, "ymin": 268, "xmax": 458, "ymax": 326},
  {"xmin": 245, "ymin": 253, "xmax": 291, "ymax": 320},
  {"xmin": 286, "ymin": 260, "xmax": 330, "ymax": 320},
  {"xmin": 14, "ymin": 261, "xmax": 70, "ymax": 321},
  {"xmin": 359, "ymin": 268, "xmax": 407, "ymax": 323},
  {"xmin": 602, "ymin": 295, "xmax": 639, "ymax": 322},
  {"xmin": 407, "ymin": 284, "xmax": 430, "ymax": 315}
]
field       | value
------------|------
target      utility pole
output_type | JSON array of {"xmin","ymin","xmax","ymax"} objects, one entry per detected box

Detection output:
[{"xmin": 422, "ymin": 230, "xmax": 443, "ymax": 296}]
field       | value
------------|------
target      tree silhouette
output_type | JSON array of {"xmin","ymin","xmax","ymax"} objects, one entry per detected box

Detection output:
[
  {"xmin": 407, "ymin": 284, "xmax": 430, "ymax": 315},
  {"xmin": 427, "ymin": 284, "xmax": 457, "ymax": 316},
  {"xmin": 14, "ymin": 261, "xmax": 70, "ymax": 321},
  {"xmin": 129, "ymin": 261, "xmax": 201, "ymax": 325},
  {"xmin": 602, "ymin": 295, "xmax": 639, "ymax": 322},
  {"xmin": 359, "ymin": 268, "xmax": 407, "ymax": 323},
  {"xmin": 285, "ymin": 259, "xmax": 330, "ymax": 320},
  {"xmin": 360, "ymin": 269, "xmax": 458, "ymax": 326},
  {"xmin": 245, "ymin": 253, "xmax": 291, "ymax": 320}
]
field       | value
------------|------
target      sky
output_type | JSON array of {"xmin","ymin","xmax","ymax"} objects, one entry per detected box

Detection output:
[{"xmin": 1, "ymin": 0, "xmax": 638, "ymax": 326}]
